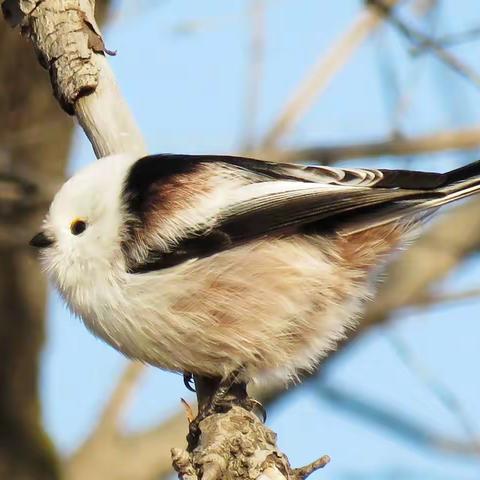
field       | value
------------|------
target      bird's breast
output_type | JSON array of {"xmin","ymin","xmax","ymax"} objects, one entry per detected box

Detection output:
[{"xmin": 58, "ymin": 226, "xmax": 407, "ymax": 377}]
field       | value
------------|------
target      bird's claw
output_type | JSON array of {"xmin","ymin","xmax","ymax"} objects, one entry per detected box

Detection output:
[{"xmin": 183, "ymin": 372, "xmax": 196, "ymax": 392}]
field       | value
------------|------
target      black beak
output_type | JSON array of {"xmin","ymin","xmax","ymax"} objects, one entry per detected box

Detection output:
[{"xmin": 29, "ymin": 231, "xmax": 54, "ymax": 249}]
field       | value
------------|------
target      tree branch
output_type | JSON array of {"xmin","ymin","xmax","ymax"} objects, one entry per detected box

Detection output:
[
  {"xmin": 240, "ymin": 0, "xmax": 265, "ymax": 150},
  {"xmin": 94, "ymin": 362, "xmax": 145, "ymax": 438},
  {"xmin": 315, "ymin": 382, "xmax": 480, "ymax": 457},
  {"xmin": 2, "ymin": 0, "xmax": 146, "ymax": 157},
  {"xmin": 172, "ymin": 376, "xmax": 329, "ymax": 480},
  {"xmin": 259, "ymin": 126, "xmax": 480, "ymax": 164},
  {"xmin": 261, "ymin": 0, "xmax": 400, "ymax": 149},
  {"xmin": 368, "ymin": 0, "xmax": 480, "ymax": 89},
  {"xmin": 408, "ymin": 286, "xmax": 480, "ymax": 309}
]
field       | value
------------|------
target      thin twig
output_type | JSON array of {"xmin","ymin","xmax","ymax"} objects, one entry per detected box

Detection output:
[
  {"xmin": 369, "ymin": 0, "xmax": 480, "ymax": 89},
  {"xmin": 292, "ymin": 455, "xmax": 330, "ymax": 479},
  {"xmin": 375, "ymin": 0, "xmax": 440, "ymax": 138},
  {"xmin": 315, "ymin": 381, "xmax": 480, "ymax": 456},
  {"xmin": 255, "ymin": 126, "xmax": 480, "ymax": 164},
  {"xmin": 240, "ymin": 0, "xmax": 265, "ymax": 150},
  {"xmin": 261, "ymin": 0, "xmax": 400, "ymax": 149},
  {"xmin": 408, "ymin": 287, "xmax": 480, "ymax": 309},
  {"xmin": 385, "ymin": 332, "xmax": 480, "ymax": 448},
  {"xmin": 413, "ymin": 25, "xmax": 480, "ymax": 53}
]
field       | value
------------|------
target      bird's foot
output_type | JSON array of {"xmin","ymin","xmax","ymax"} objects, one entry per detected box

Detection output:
[
  {"xmin": 187, "ymin": 371, "xmax": 239, "ymax": 449},
  {"xmin": 187, "ymin": 369, "xmax": 265, "ymax": 450}
]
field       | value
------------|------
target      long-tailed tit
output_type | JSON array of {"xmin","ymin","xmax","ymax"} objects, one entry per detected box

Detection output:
[{"xmin": 30, "ymin": 154, "xmax": 480, "ymax": 381}]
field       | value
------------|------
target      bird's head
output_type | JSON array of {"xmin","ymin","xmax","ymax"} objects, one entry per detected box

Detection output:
[{"xmin": 31, "ymin": 154, "xmax": 137, "ymax": 292}]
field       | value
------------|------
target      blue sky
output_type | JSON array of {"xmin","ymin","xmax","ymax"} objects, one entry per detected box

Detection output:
[{"xmin": 40, "ymin": 1, "xmax": 480, "ymax": 478}]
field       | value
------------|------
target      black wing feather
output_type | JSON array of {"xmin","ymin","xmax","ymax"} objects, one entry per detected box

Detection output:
[
  {"xmin": 125, "ymin": 153, "xmax": 458, "ymax": 190},
  {"xmin": 123, "ymin": 154, "xmax": 457, "ymax": 273}
]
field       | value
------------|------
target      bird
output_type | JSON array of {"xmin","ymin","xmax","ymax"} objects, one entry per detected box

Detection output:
[{"xmin": 30, "ymin": 153, "xmax": 480, "ymax": 386}]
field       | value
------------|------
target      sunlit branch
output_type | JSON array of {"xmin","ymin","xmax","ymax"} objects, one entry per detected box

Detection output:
[{"xmin": 255, "ymin": 126, "xmax": 480, "ymax": 164}]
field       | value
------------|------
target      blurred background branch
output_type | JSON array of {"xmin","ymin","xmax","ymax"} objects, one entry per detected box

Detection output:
[
  {"xmin": 315, "ymin": 381, "xmax": 480, "ymax": 457},
  {"xmin": 257, "ymin": 126, "xmax": 480, "ymax": 164},
  {"xmin": 261, "ymin": 0, "xmax": 400, "ymax": 149},
  {"xmin": 369, "ymin": 0, "xmax": 480, "ymax": 88},
  {"xmin": 241, "ymin": 0, "xmax": 265, "ymax": 150}
]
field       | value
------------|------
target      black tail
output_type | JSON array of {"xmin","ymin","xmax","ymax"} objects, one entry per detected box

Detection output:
[
  {"xmin": 444, "ymin": 159, "xmax": 480, "ymax": 185},
  {"xmin": 374, "ymin": 159, "xmax": 480, "ymax": 190},
  {"xmin": 343, "ymin": 159, "xmax": 480, "ymax": 235}
]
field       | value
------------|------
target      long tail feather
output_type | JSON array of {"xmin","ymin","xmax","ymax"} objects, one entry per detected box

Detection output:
[
  {"xmin": 444, "ymin": 159, "xmax": 480, "ymax": 185},
  {"xmin": 342, "ymin": 160, "xmax": 480, "ymax": 236}
]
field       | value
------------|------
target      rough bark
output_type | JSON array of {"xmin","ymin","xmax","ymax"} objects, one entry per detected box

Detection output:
[
  {"xmin": 2, "ymin": 0, "xmax": 146, "ymax": 157},
  {"xmin": 171, "ymin": 378, "xmax": 329, "ymax": 480},
  {"xmin": 171, "ymin": 407, "xmax": 329, "ymax": 480},
  {"xmin": 0, "ymin": 1, "xmax": 109, "ymax": 478}
]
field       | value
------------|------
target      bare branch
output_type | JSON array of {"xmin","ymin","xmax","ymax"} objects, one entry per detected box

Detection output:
[
  {"xmin": 369, "ymin": 0, "xmax": 480, "ymax": 89},
  {"xmin": 412, "ymin": 25, "xmax": 480, "ymax": 53},
  {"xmin": 240, "ymin": 0, "xmax": 265, "ymax": 150},
  {"xmin": 261, "ymin": 0, "xmax": 400, "ymax": 149},
  {"xmin": 291, "ymin": 455, "xmax": 330, "ymax": 480},
  {"xmin": 408, "ymin": 286, "xmax": 480, "ymax": 309},
  {"xmin": 316, "ymin": 382, "xmax": 480, "ymax": 456},
  {"xmin": 385, "ymin": 333, "xmax": 480, "ymax": 446},
  {"xmin": 172, "ymin": 406, "xmax": 292, "ymax": 480},
  {"xmin": 65, "ymin": 363, "xmax": 148, "ymax": 480},
  {"xmin": 2, "ymin": 0, "xmax": 147, "ymax": 157},
  {"xmin": 173, "ymin": 376, "xmax": 330, "ymax": 480},
  {"xmin": 256, "ymin": 126, "xmax": 480, "ymax": 164}
]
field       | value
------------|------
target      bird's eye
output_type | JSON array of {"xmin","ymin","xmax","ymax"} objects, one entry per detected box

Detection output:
[{"xmin": 70, "ymin": 219, "xmax": 87, "ymax": 236}]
